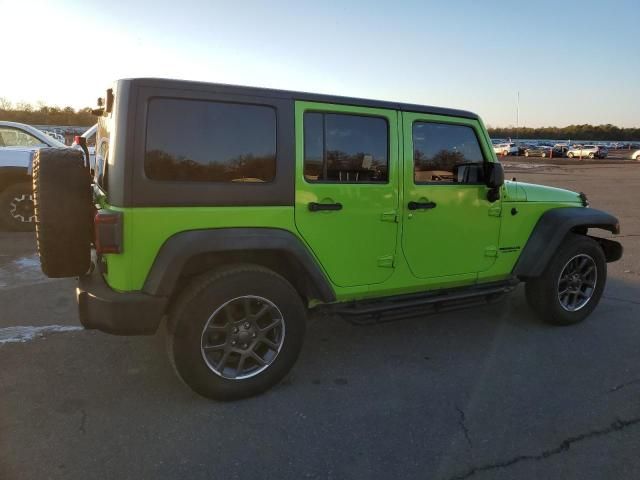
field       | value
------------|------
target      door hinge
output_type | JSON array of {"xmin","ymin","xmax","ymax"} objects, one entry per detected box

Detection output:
[
  {"xmin": 377, "ymin": 255, "xmax": 395, "ymax": 268},
  {"xmin": 381, "ymin": 210, "xmax": 398, "ymax": 223},
  {"xmin": 484, "ymin": 246, "xmax": 498, "ymax": 257},
  {"xmin": 488, "ymin": 203, "xmax": 502, "ymax": 217}
]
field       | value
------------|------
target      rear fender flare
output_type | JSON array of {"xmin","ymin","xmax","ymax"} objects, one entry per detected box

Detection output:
[{"xmin": 143, "ymin": 228, "xmax": 336, "ymax": 304}]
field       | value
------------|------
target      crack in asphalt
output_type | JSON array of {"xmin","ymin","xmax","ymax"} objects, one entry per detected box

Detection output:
[
  {"xmin": 603, "ymin": 295, "xmax": 640, "ymax": 306},
  {"xmin": 79, "ymin": 409, "xmax": 87, "ymax": 434},
  {"xmin": 455, "ymin": 405, "xmax": 473, "ymax": 450},
  {"xmin": 609, "ymin": 378, "xmax": 640, "ymax": 393},
  {"xmin": 447, "ymin": 416, "xmax": 640, "ymax": 480}
]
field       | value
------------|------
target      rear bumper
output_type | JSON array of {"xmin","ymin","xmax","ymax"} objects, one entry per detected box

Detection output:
[{"xmin": 77, "ymin": 268, "xmax": 166, "ymax": 335}]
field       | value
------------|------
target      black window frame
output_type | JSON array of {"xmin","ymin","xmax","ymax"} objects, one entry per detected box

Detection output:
[
  {"xmin": 303, "ymin": 110, "xmax": 390, "ymax": 185},
  {"xmin": 411, "ymin": 120, "xmax": 488, "ymax": 186},
  {"xmin": 143, "ymin": 97, "xmax": 278, "ymax": 185}
]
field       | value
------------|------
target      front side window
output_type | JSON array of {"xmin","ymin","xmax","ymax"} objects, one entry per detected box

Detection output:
[
  {"xmin": 145, "ymin": 98, "xmax": 276, "ymax": 183},
  {"xmin": 304, "ymin": 112, "xmax": 388, "ymax": 183},
  {"xmin": 0, "ymin": 127, "xmax": 47, "ymax": 148},
  {"xmin": 413, "ymin": 122, "xmax": 485, "ymax": 184}
]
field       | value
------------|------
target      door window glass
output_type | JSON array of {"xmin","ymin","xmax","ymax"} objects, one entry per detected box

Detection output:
[
  {"xmin": 304, "ymin": 112, "xmax": 388, "ymax": 183},
  {"xmin": 413, "ymin": 122, "xmax": 485, "ymax": 184}
]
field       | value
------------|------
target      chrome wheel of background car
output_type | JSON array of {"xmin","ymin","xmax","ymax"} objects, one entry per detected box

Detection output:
[
  {"xmin": 9, "ymin": 193, "xmax": 35, "ymax": 224},
  {"xmin": 557, "ymin": 254, "xmax": 597, "ymax": 312},
  {"xmin": 200, "ymin": 295, "xmax": 285, "ymax": 380}
]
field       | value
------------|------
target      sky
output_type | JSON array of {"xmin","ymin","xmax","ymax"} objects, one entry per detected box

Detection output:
[{"xmin": 2, "ymin": 0, "xmax": 639, "ymax": 127}]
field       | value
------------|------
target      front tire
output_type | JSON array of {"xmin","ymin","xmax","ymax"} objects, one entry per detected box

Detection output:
[
  {"xmin": 167, "ymin": 265, "xmax": 307, "ymax": 400},
  {"xmin": 525, "ymin": 234, "xmax": 606, "ymax": 325},
  {"xmin": 0, "ymin": 183, "xmax": 35, "ymax": 231},
  {"xmin": 567, "ymin": 152, "xmax": 574, "ymax": 158}
]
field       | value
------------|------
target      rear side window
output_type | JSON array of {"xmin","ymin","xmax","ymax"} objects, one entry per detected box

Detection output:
[
  {"xmin": 145, "ymin": 98, "xmax": 276, "ymax": 183},
  {"xmin": 413, "ymin": 122, "xmax": 485, "ymax": 183},
  {"xmin": 304, "ymin": 112, "xmax": 388, "ymax": 183}
]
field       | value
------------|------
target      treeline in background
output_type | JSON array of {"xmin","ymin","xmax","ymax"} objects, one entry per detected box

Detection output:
[
  {"xmin": 0, "ymin": 98, "xmax": 94, "ymax": 126},
  {"xmin": 1, "ymin": 98, "xmax": 639, "ymax": 140},
  {"xmin": 488, "ymin": 124, "xmax": 640, "ymax": 141}
]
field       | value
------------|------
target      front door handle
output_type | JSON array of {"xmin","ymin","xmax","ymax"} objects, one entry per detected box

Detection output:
[
  {"xmin": 308, "ymin": 202, "xmax": 343, "ymax": 212},
  {"xmin": 408, "ymin": 201, "xmax": 437, "ymax": 210}
]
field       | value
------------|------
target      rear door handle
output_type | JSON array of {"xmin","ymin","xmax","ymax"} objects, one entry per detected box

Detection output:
[
  {"xmin": 308, "ymin": 202, "xmax": 343, "ymax": 212},
  {"xmin": 408, "ymin": 201, "xmax": 437, "ymax": 210}
]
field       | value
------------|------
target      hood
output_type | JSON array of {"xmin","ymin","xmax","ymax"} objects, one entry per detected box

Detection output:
[{"xmin": 504, "ymin": 181, "xmax": 583, "ymax": 204}]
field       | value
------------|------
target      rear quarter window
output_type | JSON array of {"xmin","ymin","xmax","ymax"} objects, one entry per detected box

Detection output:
[{"xmin": 144, "ymin": 98, "xmax": 277, "ymax": 183}]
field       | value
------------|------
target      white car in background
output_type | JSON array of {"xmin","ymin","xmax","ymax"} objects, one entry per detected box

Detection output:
[
  {"xmin": 493, "ymin": 142, "xmax": 518, "ymax": 156},
  {"xmin": 631, "ymin": 150, "xmax": 640, "ymax": 161},
  {"xmin": 566, "ymin": 145, "xmax": 607, "ymax": 159},
  {"xmin": 0, "ymin": 121, "xmax": 66, "ymax": 230}
]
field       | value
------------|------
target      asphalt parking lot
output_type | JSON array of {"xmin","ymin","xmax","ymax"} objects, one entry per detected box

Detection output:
[{"xmin": 1, "ymin": 162, "xmax": 639, "ymax": 480}]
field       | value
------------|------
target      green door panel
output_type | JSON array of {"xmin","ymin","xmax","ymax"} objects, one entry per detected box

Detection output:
[
  {"xmin": 401, "ymin": 112, "xmax": 502, "ymax": 279},
  {"xmin": 294, "ymin": 101, "xmax": 400, "ymax": 287}
]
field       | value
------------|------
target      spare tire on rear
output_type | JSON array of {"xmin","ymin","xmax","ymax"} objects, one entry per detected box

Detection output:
[{"xmin": 32, "ymin": 148, "xmax": 93, "ymax": 278}]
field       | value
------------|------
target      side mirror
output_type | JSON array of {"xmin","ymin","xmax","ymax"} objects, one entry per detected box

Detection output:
[
  {"xmin": 485, "ymin": 162, "xmax": 504, "ymax": 202},
  {"xmin": 485, "ymin": 162, "xmax": 504, "ymax": 189}
]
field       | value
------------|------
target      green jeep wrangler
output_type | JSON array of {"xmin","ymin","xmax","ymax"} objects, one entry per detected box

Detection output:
[{"xmin": 32, "ymin": 78, "xmax": 622, "ymax": 400}]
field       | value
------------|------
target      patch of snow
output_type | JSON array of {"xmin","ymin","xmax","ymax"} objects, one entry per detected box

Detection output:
[
  {"xmin": 0, "ymin": 254, "xmax": 51, "ymax": 289},
  {"xmin": 503, "ymin": 163, "xmax": 550, "ymax": 169},
  {"xmin": 0, "ymin": 325, "xmax": 84, "ymax": 345}
]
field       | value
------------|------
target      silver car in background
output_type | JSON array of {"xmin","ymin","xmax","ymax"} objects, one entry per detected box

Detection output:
[
  {"xmin": 0, "ymin": 121, "xmax": 66, "ymax": 230},
  {"xmin": 566, "ymin": 145, "xmax": 608, "ymax": 159}
]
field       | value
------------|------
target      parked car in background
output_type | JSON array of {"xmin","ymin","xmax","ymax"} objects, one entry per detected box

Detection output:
[
  {"xmin": 515, "ymin": 143, "xmax": 534, "ymax": 156},
  {"xmin": 566, "ymin": 145, "xmax": 607, "ymax": 159},
  {"xmin": 493, "ymin": 142, "xmax": 518, "ymax": 156},
  {"xmin": 552, "ymin": 146, "xmax": 569, "ymax": 157},
  {"xmin": 71, "ymin": 124, "xmax": 97, "ymax": 171},
  {"xmin": 0, "ymin": 121, "xmax": 66, "ymax": 230},
  {"xmin": 524, "ymin": 146, "xmax": 552, "ymax": 158},
  {"xmin": 631, "ymin": 150, "xmax": 640, "ymax": 160},
  {"xmin": 598, "ymin": 145, "xmax": 609, "ymax": 158}
]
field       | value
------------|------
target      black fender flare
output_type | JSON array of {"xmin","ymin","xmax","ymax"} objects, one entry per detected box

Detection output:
[
  {"xmin": 513, "ymin": 207, "xmax": 621, "ymax": 278},
  {"xmin": 143, "ymin": 228, "xmax": 336, "ymax": 303}
]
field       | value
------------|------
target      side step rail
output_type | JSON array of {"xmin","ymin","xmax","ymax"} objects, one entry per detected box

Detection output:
[{"xmin": 325, "ymin": 279, "xmax": 519, "ymax": 325}]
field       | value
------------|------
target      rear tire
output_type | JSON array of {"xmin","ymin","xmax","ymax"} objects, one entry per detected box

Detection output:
[
  {"xmin": 567, "ymin": 152, "xmax": 574, "ymax": 158},
  {"xmin": 525, "ymin": 234, "xmax": 606, "ymax": 326},
  {"xmin": 588, "ymin": 153, "xmax": 595, "ymax": 159},
  {"xmin": 32, "ymin": 148, "xmax": 92, "ymax": 278},
  {"xmin": 167, "ymin": 265, "xmax": 307, "ymax": 400},
  {"xmin": 0, "ymin": 182, "xmax": 35, "ymax": 231}
]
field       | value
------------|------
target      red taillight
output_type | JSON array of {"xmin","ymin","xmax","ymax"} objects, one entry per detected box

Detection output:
[
  {"xmin": 94, "ymin": 210, "xmax": 122, "ymax": 254},
  {"xmin": 74, "ymin": 135, "xmax": 82, "ymax": 145}
]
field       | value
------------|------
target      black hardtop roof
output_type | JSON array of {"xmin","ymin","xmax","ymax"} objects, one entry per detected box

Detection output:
[{"xmin": 125, "ymin": 77, "xmax": 480, "ymax": 120}]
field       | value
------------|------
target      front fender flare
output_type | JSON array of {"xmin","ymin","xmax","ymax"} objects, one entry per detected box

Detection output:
[{"xmin": 513, "ymin": 207, "xmax": 621, "ymax": 278}]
